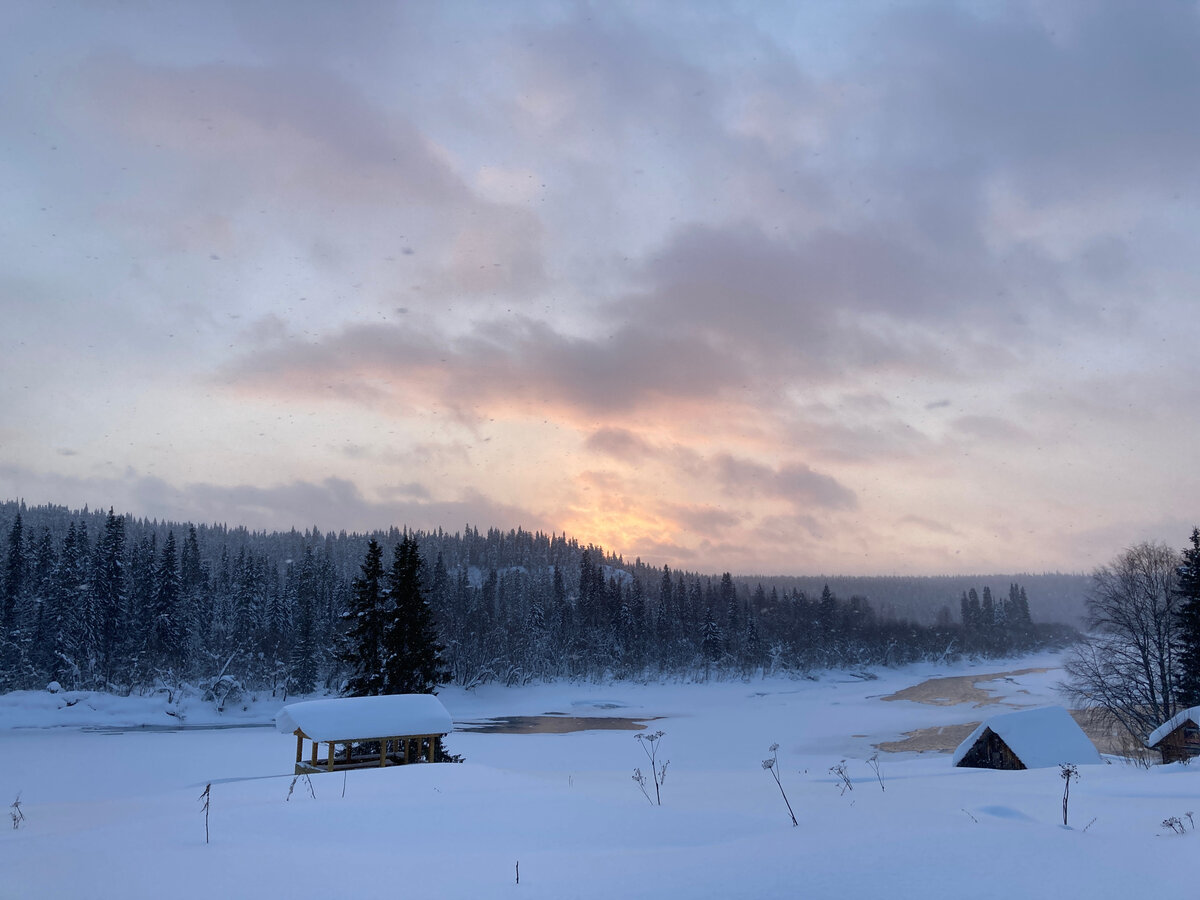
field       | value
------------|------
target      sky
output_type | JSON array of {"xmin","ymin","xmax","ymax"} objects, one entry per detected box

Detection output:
[{"xmin": 2, "ymin": 0, "xmax": 1199, "ymax": 576}]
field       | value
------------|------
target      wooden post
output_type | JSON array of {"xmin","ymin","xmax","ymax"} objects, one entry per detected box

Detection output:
[
  {"xmin": 296, "ymin": 732, "xmax": 303, "ymax": 765},
  {"xmin": 379, "ymin": 738, "xmax": 388, "ymax": 767},
  {"xmin": 432, "ymin": 734, "xmax": 441, "ymax": 762},
  {"xmin": 311, "ymin": 739, "xmax": 318, "ymax": 767},
  {"xmin": 328, "ymin": 742, "xmax": 336, "ymax": 772}
]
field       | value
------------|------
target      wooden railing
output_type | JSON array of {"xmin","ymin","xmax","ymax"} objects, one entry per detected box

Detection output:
[{"xmin": 293, "ymin": 733, "xmax": 444, "ymax": 774}]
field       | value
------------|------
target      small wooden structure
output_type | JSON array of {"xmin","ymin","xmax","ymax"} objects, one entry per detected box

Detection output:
[
  {"xmin": 1147, "ymin": 706, "xmax": 1200, "ymax": 764},
  {"xmin": 276, "ymin": 694, "xmax": 453, "ymax": 775},
  {"xmin": 952, "ymin": 706, "xmax": 1102, "ymax": 770}
]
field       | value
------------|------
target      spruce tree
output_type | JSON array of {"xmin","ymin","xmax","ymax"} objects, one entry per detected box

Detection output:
[
  {"xmin": 1006, "ymin": 583, "xmax": 1020, "ymax": 622},
  {"xmin": 656, "ymin": 565, "xmax": 674, "ymax": 647},
  {"xmin": 1175, "ymin": 527, "xmax": 1200, "ymax": 708},
  {"xmin": 92, "ymin": 509, "xmax": 127, "ymax": 686},
  {"xmin": 1015, "ymin": 586, "xmax": 1032, "ymax": 624},
  {"xmin": 383, "ymin": 535, "xmax": 447, "ymax": 694},
  {"xmin": 701, "ymin": 606, "xmax": 723, "ymax": 663},
  {"xmin": 2, "ymin": 512, "xmax": 24, "ymax": 630},
  {"xmin": 290, "ymin": 545, "xmax": 319, "ymax": 695},
  {"xmin": 819, "ymin": 584, "xmax": 838, "ymax": 643},
  {"xmin": 967, "ymin": 589, "xmax": 982, "ymax": 630},
  {"xmin": 148, "ymin": 530, "xmax": 181, "ymax": 673},
  {"xmin": 126, "ymin": 533, "xmax": 157, "ymax": 673},
  {"xmin": 56, "ymin": 521, "xmax": 93, "ymax": 686},
  {"xmin": 179, "ymin": 525, "xmax": 207, "ymax": 665},
  {"xmin": 341, "ymin": 539, "xmax": 388, "ymax": 696},
  {"xmin": 22, "ymin": 528, "xmax": 55, "ymax": 682}
]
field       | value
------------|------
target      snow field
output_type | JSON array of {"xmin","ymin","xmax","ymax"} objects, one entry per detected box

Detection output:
[{"xmin": 2, "ymin": 652, "xmax": 1197, "ymax": 899}]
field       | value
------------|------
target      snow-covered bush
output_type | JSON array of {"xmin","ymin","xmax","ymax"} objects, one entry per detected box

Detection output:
[{"xmin": 202, "ymin": 674, "xmax": 243, "ymax": 712}]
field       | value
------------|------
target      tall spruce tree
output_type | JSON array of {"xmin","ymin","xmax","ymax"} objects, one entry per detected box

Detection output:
[
  {"xmin": 701, "ymin": 605, "xmax": 723, "ymax": 662},
  {"xmin": 1015, "ymin": 586, "xmax": 1032, "ymax": 624},
  {"xmin": 290, "ymin": 544, "xmax": 319, "ymax": 695},
  {"xmin": 383, "ymin": 535, "xmax": 447, "ymax": 694},
  {"xmin": 148, "ymin": 530, "xmax": 181, "ymax": 673},
  {"xmin": 1175, "ymin": 527, "xmax": 1200, "ymax": 708},
  {"xmin": 179, "ymin": 525, "xmax": 207, "ymax": 664},
  {"xmin": 93, "ymin": 509, "xmax": 127, "ymax": 686},
  {"xmin": 341, "ymin": 539, "xmax": 389, "ymax": 696},
  {"xmin": 981, "ymin": 587, "xmax": 995, "ymax": 628},
  {"xmin": 56, "ymin": 521, "xmax": 92, "ymax": 686},
  {"xmin": 2, "ymin": 512, "xmax": 24, "ymax": 630}
]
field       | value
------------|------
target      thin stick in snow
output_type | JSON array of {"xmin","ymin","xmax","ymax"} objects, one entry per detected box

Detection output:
[
  {"xmin": 761, "ymin": 744, "xmax": 798, "ymax": 827},
  {"xmin": 198, "ymin": 783, "xmax": 211, "ymax": 844}
]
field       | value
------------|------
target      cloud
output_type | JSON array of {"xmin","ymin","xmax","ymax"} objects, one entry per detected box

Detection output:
[
  {"xmin": 713, "ymin": 455, "xmax": 857, "ymax": 511},
  {"xmin": 79, "ymin": 57, "xmax": 461, "ymax": 201},
  {"xmin": 896, "ymin": 515, "xmax": 965, "ymax": 539},
  {"xmin": 950, "ymin": 415, "xmax": 1032, "ymax": 444},
  {"xmin": 221, "ymin": 315, "xmax": 744, "ymax": 420},
  {"xmin": 379, "ymin": 482, "xmax": 432, "ymax": 501},
  {"xmin": 875, "ymin": 1, "xmax": 1200, "ymax": 200},
  {"xmin": 619, "ymin": 215, "xmax": 1078, "ymax": 390},
  {"xmin": 60, "ymin": 52, "xmax": 549, "ymax": 308},
  {"xmin": 661, "ymin": 502, "xmax": 742, "ymax": 536},
  {"xmin": 584, "ymin": 427, "xmax": 655, "ymax": 462},
  {"xmin": 511, "ymin": 8, "xmax": 721, "ymax": 155},
  {"xmin": 581, "ymin": 428, "xmax": 855, "ymax": 513},
  {"xmin": 633, "ymin": 539, "xmax": 698, "ymax": 564}
]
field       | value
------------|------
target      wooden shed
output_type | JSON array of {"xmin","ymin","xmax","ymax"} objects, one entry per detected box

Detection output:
[
  {"xmin": 952, "ymin": 706, "xmax": 1102, "ymax": 770},
  {"xmin": 276, "ymin": 694, "xmax": 454, "ymax": 774},
  {"xmin": 1147, "ymin": 706, "xmax": 1200, "ymax": 764}
]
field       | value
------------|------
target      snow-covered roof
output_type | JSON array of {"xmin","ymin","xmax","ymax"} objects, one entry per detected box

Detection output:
[
  {"xmin": 1147, "ymin": 706, "xmax": 1200, "ymax": 748},
  {"xmin": 951, "ymin": 705, "xmax": 1102, "ymax": 768},
  {"xmin": 275, "ymin": 694, "xmax": 453, "ymax": 742}
]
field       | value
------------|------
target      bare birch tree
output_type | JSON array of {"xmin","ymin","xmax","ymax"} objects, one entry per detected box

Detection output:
[{"xmin": 1063, "ymin": 542, "xmax": 1182, "ymax": 741}]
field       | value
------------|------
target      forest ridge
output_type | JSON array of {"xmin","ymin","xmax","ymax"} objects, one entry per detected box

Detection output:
[{"xmin": 0, "ymin": 500, "xmax": 1083, "ymax": 695}]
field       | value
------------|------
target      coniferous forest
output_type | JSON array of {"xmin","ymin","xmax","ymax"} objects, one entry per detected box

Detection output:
[{"xmin": 0, "ymin": 501, "xmax": 1079, "ymax": 697}]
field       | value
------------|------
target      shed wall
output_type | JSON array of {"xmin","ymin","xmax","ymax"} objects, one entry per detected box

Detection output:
[{"xmin": 955, "ymin": 728, "xmax": 1027, "ymax": 770}]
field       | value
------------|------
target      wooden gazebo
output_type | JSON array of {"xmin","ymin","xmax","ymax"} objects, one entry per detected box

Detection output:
[{"xmin": 276, "ymin": 694, "xmax": 454, "ymax": 774}]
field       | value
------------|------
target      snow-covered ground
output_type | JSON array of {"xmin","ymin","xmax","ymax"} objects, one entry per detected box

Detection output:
[{"xmin": 2, "ymin": 651, "xmax": 1196, "ymax": 899}]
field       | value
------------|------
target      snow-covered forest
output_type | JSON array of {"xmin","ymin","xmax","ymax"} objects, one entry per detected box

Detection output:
[{"xmin": 0, "ymin": 501, "xmax": 1079, "ymax": 695}]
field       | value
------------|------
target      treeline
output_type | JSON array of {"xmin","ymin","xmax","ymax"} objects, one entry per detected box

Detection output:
[
  {"xmin": 746, "ymin": 573, "xmax": 1091, "ymax": 627},
  {"xmin": 0, "ymin": 501, "xmax": 1077, "ymax": 695}
]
